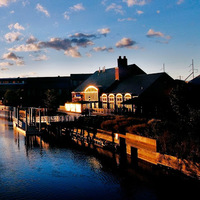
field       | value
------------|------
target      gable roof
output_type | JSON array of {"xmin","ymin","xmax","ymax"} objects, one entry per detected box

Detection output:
[
  {"xmin": 110, "ymin": 72, "xmax": 172, "ymax": 96},
  {"xmin": 74, "ymin": 68, "xmax": 116, "ymax": 92},
  {"xmin": 73, "ymin": 63, "xmax": 146, "ymax": 93},
  {"xmin": 189, "ymin": 75, "xmax": 200, "ymax": 85}
]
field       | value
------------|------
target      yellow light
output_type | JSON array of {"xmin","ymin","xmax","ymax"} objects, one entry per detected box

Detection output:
[
  {"xmin": 65, "ymin": 103, "xmax": 82, "ymax": 113},
  {"xmin": 84, "ymin": 85, "xmax": 98, "ymax": 92}
]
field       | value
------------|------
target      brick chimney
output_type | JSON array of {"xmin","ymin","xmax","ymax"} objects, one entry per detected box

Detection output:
[
  {"xmin": 115, "ymin": 56, "xmax": 128, "ymax": 80},
  {"xmin": 118, "ymin": 56, "xmax": 127, "ymax": 68},
  {"xmin": 115, "ymin": 67, "xmax": 119, "ymax": 80}
]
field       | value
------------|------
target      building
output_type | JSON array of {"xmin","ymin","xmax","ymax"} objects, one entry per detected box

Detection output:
[
  {"xmin": 68, "ymin": 56, "xmax": 174, "ymax": 116},
  {"xmin": 0, "ymin": 74, "xmax": 91, "ymax": 107}
]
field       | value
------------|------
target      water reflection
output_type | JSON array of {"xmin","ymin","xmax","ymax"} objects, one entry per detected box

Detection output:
[{"xmin": 0, "ymin": 119, "xmax": 199, "ymax": 200}]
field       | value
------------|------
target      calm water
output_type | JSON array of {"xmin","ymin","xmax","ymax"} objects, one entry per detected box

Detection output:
[{"xmin": 0, "ymin": 118, "xmax": 199, "ymax": 200}]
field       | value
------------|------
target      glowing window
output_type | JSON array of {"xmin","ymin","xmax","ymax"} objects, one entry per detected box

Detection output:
[
  {"xmin": 101, "ymin": 94, "xmax": 107, "ymax": 102},
  {"xmin": 84, "ymin": 85, "xmax": 98, "ymax": 101},
  {"xmin": 108, "ymin": 94, "xmax": 115, "ymax": 103},
  {"xmin": 116, "ymin": 93, "xmax": 123, "ymax": 103},
  {"xmin": 124, "ymin": 93, "xmax": 131, "ymax": 101}
]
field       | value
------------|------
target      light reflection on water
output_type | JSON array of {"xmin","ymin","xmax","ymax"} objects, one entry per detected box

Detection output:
[{"xmin": 0, "ymin": 119, "xmax": 199, "ymax": 200}]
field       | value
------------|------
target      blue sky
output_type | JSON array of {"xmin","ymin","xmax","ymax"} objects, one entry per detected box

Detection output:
[{"xmin": 0, "ymin": 0, "xmax": 199, "ymax": 80}]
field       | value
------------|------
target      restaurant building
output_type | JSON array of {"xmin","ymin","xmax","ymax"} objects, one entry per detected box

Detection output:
[{"xmin": 65, "ymin": 56, "xmax": 174, "ymax": 116}]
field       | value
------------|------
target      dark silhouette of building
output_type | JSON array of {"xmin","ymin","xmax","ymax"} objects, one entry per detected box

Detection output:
[
  {"xmin": 71, "ymin": 56, "xmax": 174, "ymax": 117},
  {"xmin": 0, "ymin": 74, "xmax": 91, "ymax": 107}
]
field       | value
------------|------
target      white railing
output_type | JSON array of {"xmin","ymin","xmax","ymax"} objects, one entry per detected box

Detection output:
[
  {"xmin": 35, "ymin": 115, "xmax": 69, "ymax": 123},
  {"xmin": 92, "ymin": 108, "xmax": 114, "ymax": 115}
]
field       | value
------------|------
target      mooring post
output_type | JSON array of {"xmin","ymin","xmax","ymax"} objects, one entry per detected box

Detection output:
[
  {"xmin": 39, "ymin": 109, "xmax": 41, "ymax": 132},
  {"xmin": 131, "ymin": 147, "xmax": 138, "ymax": 167},
  {"xmin": 25, "ymin": 109, "xmax": 28, "ymax": 132},
  {"xmin": 17, "ymin": 107, "xmax": 19, "ymax": 127},
  {"xmin": 87, "ymin": 130, "xmax": 90, "ymax": 143},
  {"xmin": 119, "ymin": 137, "xmax": 127, "ymax": 166},
  {"xmin": 29, "ymin": 107, "xmax": 31, "ymax": 126}
]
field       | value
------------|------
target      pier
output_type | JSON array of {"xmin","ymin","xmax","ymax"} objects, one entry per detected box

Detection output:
[
  {"xmin": 12, "ymin": 107, "xmax": 70, "ymax": 136},
  {"xmin": 11, "ymin": 107, "xmax": 200, "ymax": 179}
]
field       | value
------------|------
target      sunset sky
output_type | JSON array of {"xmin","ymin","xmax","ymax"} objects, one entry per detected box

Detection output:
[{"xmin": 0, "ymin": 0, "xmax": 199, "ymax": 80}]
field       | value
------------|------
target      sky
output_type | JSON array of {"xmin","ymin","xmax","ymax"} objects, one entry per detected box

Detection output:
[{"xmin": 0, "ymin": 0, "xmax": 199, "ymax": 80}]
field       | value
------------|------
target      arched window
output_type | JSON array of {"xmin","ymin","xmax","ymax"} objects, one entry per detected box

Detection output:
[
  {"xmin": 124, "ymin": 93, "xmax": 131, "ymax": 101},
  {"xmin": 116, "ymin": 93, "xmax": 123, "ymax": 108},
  {"xmin": 108, "ymin": 94, "xmax": 114, "ymax": 103},
  {"xmin": 101, "ymin": 93, "xmax": 108, "ymax": 109},
  {"xmin": 124, "ymin": 93, "xmax": 132, "ymax": 112},
  {"xmin": 108, "ymin": 94, "xmax": 115, "ymax": 109},
  {"xmin": 84, "ymin": 86, "xmax": 98, "ymax": 101},
  {"xmin": 101, "ymin": 94, "xmax": 107, "ymax": 102}
]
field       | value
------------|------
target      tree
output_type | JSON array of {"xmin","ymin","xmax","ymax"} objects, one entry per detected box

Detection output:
[
  {"xmin": 3, "ymin": 90, "xmax": 19, "ymax": 106},
  {"xmin": 43, "ymin": 89, "xmax": 58, "ymax": 112}
]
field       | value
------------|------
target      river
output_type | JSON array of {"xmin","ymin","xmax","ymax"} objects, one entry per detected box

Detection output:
[{"xmin": 0, "ymin": 118, "xmax": 199, "ymax": 200}]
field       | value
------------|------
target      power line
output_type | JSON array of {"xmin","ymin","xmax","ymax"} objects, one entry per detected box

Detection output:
[{"xmin": 185, "ymin": 59, "xmax": 198, "ymax": 81}]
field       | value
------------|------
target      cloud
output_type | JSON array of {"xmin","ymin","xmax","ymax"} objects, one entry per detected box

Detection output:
[
  {"xmin": 93, "ymin": 46, "xmax": 114, "ymax": 52},
  {"xmin": 136, "ymin": 10, "xmax": 144, "ymax": 15},
  {"xmin": 36, "ymin": 3, "xmax": 50, "ymax": 17},
  {"xmin": 64, "ymin": 3, "xmax": 85, "ymax": 20},
  {"xmin": 63, "ymin": 12, "xmax": 70, "ymax": 20},
  {"xmin": 70, "ymin": 3, "xmax": 85, "ymax": 12},
  {"xmin": 97, "ymin": 28, "xmax": 110, "ymax": 36},
  {"xmin": 146, "ymin": 29, "xmax": 171, "ymax": 40},
  {"xmin": 2, "ymin": 52, "xmax": 24, "ymax": 66},
  {"xmin": 9, "ymin": 37, "xmax": 84, "ymax": 58},
  {"xmin": 146, "ymin": 29, "xmax": 172, "ymax": 44},
  {"xmin": 0, "ymin": 0, "xmax": 16, "ymax": 7},
  {"xmin": 22, "ymin": 0, "xmax": 30, "ymax": 7},
  {"xmin": 30, "ymin": 54, "xmax": 48, "ymax": 61},
  {"xmin": 177, "ymin": 0, "xmax": 184, "ymax": 5},
  {"xmin": 2, "ymin": 52, "xmax": 22, "ymax": 60},
  {"xmin": 26, "ymin": 35, "xmax": 38, "ymax": 44},
  {"xmin": 19, "ymin": 72, "xmax": 38, "ymax": 78},
  {"xmin": 1, "ymin": 67, "xmax": 9, "ymax": 71},
  {"xmin": 4, "ymin": 31, "xmax": 22, "ymax": 43},
  {"xmin": 146, "ymin": 29, "xmax": 164, "ymax": 38},
  {"xmin": 8, "ymin": 23, "xmax": 25, "ymax": 31},
  {"xmin": 0, "ymin": 62, "xmax": 13, "ymax": 67},
  {"xmin": 64, "ymin": 47, "xmax": 81, "ymax": 58},
  {"xmin": 39, "ymin": 38, "xmax": 72, "ymax": 50},
  {"xmin": 115, "ymin": 37, "xmax": 136, "ymax": 48},
  {"xmin": 9, "ymin": 29, "xmax": 111, "ymax": 58},
  {"xmin": 71, "ymin": 38, "xmax": 94, "ymax": 47},
  {"xmin": 123, "ymin": 0, "xmax": 150, "ymax": 7},
  {"xmin": 106, "ymin": 3, "xmax": 124, "ymax": 14},
  {"xmin": 118, "ymin": 17, "xmax": 136, "ymax": 22},
  {"xmin": 9, "ymin": 43, "xmax": 40, "ymax": 52},
  {"xmin": 69, "ymin": 33, "xmax": 97, "ymax": 39}
]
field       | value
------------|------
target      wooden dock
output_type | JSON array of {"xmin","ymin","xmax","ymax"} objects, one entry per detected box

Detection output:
[{"xmin": 13, "ymin": 117, "xmax": 41, "ymax": 135}]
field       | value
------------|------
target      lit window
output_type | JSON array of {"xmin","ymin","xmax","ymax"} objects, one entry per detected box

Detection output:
[
  {"xmin": 84, "ymin": 85, "xmax": 98, "ymax": 101},
  {"xmin": 124, "ymin": 93, "xmax": 131, "ymax": 101},
  {"xmin": 101, "ymin": 94, "xmax": 107, "ymax": 102},
  {"xmin": 116, "ymin": 93, "xmax": 123, "ymax": 103},
  {"xmin": 108, "ymin": 94, "xmax": 115, "ymax": 103}
]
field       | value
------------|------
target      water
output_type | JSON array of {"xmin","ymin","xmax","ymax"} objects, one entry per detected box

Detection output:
[{"xmin": 0, "ymin": 118, "xmax": 199, "ymax": 200}]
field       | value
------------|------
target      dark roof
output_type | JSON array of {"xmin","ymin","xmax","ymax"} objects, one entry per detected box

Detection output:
[
  {"xmin": 189, "ymin": 75, "xmax": 200, "ymax": 85},
  {"xmin": 74, "ymin": 68, "xmax": 116, "ymax": 92},
  {"xmin": 73, "ymin": 64, "xmax": 146, "ymax": 93},
  {"xmin": 110, "ymin": 72, "xmax": 173, "ymax": 96},
  {"xmin": 70, "ymin": 73, "xmax": 92, "ymax": 80}
]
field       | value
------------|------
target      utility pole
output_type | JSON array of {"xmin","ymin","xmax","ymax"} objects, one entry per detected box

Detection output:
[
  {"xmin": 163, "ymin": 63, "xmax": 165, "ymax": 72},
  {"xmin": 160, "ymin": 63, "xmax": 165, "ymax": 72},
  {"xmin": 185, "ymin": 59, "xmax": 198, "ymax": 81},
  {"xmin": 192, "ymin": 59, "xmax": 194, "ymax": 79}
]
